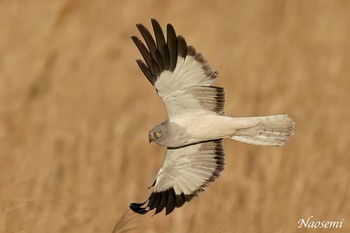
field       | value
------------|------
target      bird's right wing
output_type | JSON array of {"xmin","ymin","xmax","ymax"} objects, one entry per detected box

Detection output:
[
  {"xmin": 132, "ymin": 19, "xmax": 225, "ymax": 118},
  {"xmin": 130, "ymin": 140, "xmax": 225, "ymax": 215}
]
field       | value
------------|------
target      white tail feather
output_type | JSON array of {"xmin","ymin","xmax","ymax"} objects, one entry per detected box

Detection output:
[{"xmin": 231, "ymin": 114, "xmax": 295, "ymax": 146}]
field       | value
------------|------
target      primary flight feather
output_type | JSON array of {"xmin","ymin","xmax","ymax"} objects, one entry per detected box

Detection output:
[{"xmin": 130, "ymin": 19, "xmax": 295, "ymax": 215}]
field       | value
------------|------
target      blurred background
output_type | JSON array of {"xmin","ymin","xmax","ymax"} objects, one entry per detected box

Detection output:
[{"xmin": 0, "ymin": 0, "xmax": 349, "ymax": 232}]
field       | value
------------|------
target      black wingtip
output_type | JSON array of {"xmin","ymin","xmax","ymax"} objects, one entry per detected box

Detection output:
[
  {"xmin": 129, "ymin": 202, "xmax": 149, "ymax": 215},
  {"xmin": 136, "ymin": 23, "xmax": 143, "ymax": 28},
  {"xmin": 166, "ymin": 23, "xmax": 178, "ymax": 71},
  {"xmin": 151, "ymin": 18, "xmax": 158, "ymax": 24},
  {"xmin": 130, "ymin": 35, "xmax": 138, "ymax": 42},
  {"xmin": 177, "ymin": 35, "xmax": 187, "ymax": 58}
]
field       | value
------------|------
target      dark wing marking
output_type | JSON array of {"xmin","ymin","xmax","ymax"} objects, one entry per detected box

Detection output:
[
  {"xmin": 132, "ymin": 19, "xmax": 216, "ymax": 86},
  {"xmin": 190, "ymin": 86, "xmax": 225, "ymax": 115},
  {"xmin": 152, "ymin": 19, "xmax": 170, "ymax": 70},
  {"xmin": 166, "ymin": 24, "xmax": 178, "ymax": 71},
  {"xmin": 132, "ymin": 19, "xmax": 181, "ymax": 86}
]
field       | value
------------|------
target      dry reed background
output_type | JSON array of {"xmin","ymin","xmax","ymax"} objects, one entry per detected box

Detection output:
[{"xmin": 1, "ymin": 0, "xmax": 349, "ymax": 233}]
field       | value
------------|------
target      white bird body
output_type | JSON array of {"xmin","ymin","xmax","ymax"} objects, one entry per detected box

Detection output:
[{"xmin": 165, "ymin": 113, "xmax": 294, "ymax": 148}]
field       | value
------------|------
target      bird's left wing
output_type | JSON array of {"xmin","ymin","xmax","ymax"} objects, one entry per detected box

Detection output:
[
  {"xmin": 129, "ymin": 140, "xmax": 225, "ymax": 215},
  {"xmin": 131, "ymin": 19, "xmax": 224, "ymax": 118}
]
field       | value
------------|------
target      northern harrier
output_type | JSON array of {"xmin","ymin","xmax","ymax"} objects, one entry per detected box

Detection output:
[{"xmin": 129, "ymin": 19, "xmax": 295, "ymax": 215}]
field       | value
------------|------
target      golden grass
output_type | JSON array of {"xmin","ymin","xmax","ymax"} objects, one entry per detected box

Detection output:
[{"xmin": 1, "ymin": 1, "xmax": 349, "ymax": 232}]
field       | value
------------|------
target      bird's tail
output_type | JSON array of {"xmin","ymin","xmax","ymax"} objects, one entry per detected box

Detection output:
[{"xmin": 231, "ymin": 114, "xmax": 295, "ymax": 146}]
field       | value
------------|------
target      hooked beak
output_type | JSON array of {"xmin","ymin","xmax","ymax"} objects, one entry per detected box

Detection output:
[{"xmin": 148, "ymin": 134, "xmax": 154, "ymax": 143}]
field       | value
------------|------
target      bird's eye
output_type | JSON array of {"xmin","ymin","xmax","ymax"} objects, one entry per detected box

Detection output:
[{"xmin": 155, "ymin": 132, "xmax": 161, "ymax": 138}]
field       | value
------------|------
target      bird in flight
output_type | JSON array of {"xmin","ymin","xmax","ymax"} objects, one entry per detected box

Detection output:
[{"xmin": 129, "ymin": 19, "xmax": 295, "ymax": 215}]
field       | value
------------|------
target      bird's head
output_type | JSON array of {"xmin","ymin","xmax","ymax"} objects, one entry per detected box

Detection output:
[{"xmin": 148, "ymin": 124, "xmax": 167, "ymax": 145}]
